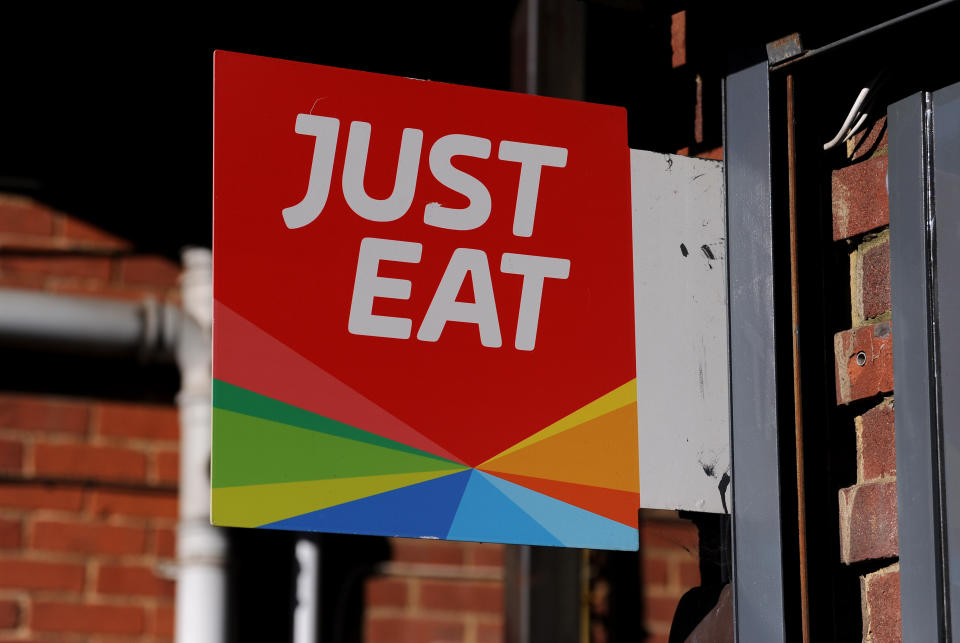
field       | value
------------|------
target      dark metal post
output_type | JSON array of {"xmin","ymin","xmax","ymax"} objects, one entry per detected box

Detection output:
[
  {"xmin": 888, "ymin": 91, "xmax": 948, "ymax": 643},
  {"xmin": 724, "ymin": 55, "xmax": 788, "ymax": 642}
]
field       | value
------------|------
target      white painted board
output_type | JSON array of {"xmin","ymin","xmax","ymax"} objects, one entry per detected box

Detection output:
[{"xmin": 632, "ymin": 150, "xmax": 731, "ymax": 514}]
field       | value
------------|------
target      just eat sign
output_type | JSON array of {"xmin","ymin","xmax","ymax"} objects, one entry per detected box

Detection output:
[{"xmin": 212, "ymin": 51, "xmax": 640, "ymax": 550}]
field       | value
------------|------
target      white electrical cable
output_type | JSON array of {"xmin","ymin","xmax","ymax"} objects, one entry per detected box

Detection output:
[
  {"xmin": 843, "ymin": 112, "xmax": 870, "ymax": 143},
  {"xmin": 823, "ymin": 86, "xmax": 871, "ymax": 150}
]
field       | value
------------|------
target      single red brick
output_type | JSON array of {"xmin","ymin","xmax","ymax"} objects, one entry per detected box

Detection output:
[
  {"xmin": 97, "ymin": 564, "xmax": 174, "ymax": 597},
  {"xmin": 391, "ymin": 538, "xmax": 465, "ymax": 565},
  {"xmin": 678, "ymin": 560, "xmax": 700, "ymax": 588},
  {"xmin": 670, "ymin": 11, "xmax": 686, "ymax": 68},
  {"xmin": 0, "ymin": 195, "xmax": 55, "ymax": 237},
  {"xmin": 0, "ymin": 483, "xmax": 84, "ymax": 511},
  {"xmin": 154, "ymin": 450, "xmax": 179, "ymax": 485},
  {"xmin": 640, "ymin": 520, "xmax": 699, "ymax": 552},
  {"xmin": 0, "ymin": 559, "xmax": 85, "ymax": 591},
  {"xmin": 61, "ymin": 217, "xmax": 131, "ymax": 250},
  {"xmin": 1, "ymin": 256, "xmax": 112, "ymax": 281},
  {"xmin": 0, "ymin": 395, "xmax": 90, "ymax": 434},
  {"xmin": 118, "ymin": 256, "xmax": 180, "ymax": 287},
  {"xmin": 858, "ymin": 237, "xmax": 891, "ymax": 321},
  {"xmin": 151, "ymin": 603, "xmax": 174, "ymax": 637},
  {"xmin": 365, "ymin": 616, "xmax": 464, "ymax": 643},
  {"xmin": 862, "ymin": 564, "xmax": 900, "ymax": 643},
  {"xmin": 645, "ymin": 596, "xmax": 680, "ymax": 624},
  {"xmin": 0, "ymin": 518, "xmax": 20, "ymax": 549},
  {"xmin": 31, "ymin": 601, "xmax": 144, "ymax": 634},
  {"xmin": 839, "ymin": 480, "xmax": 899, "ymax": 564},
  {"xmin": 0, "ymin": 271, "xmax": 46, "ymax": 289},
  {"xmin": 90, "ymin": 489, "xmax": 177, "ymax": 519},
  {"xmin": 153, "ymin": 526, "xmax": 176, "ymax": 558},
  {"xmin": 477, "ymin": 621, "xmax": 504, "ymax": 643},
  {"xmin": 0, "ymin": 599, "xmax": 18, "ymax": 629},
  {"xmin": 34, "ymin": 443, "xmax": 146, "ymax": 482},
  {"xmin": 365, "ymin": 577, "xmax": 408, "ymax": 608},
  {"xmin": 857, "ymin": 398, "xmax": 896, "ymax": 482},
  {"xmin": 834, "ymin": 322, "xmax": 894, "ymax": 405},
  {"xmin": 46, "ymin": 280, "xmax": 162, "ymax": 301},
  {"xmin": 419, "ymin": 580, "xmax": 502, "ymax": 614},
  {"xmin": 832, "ymin": 153, "xmax": 889, "ymax": 241},
  {"xmin": 642, "ymin": 556, "xmax": 669, "ymax": 588},
  {"xmin": 470, "ymin": 543, "xmax": 504, "ymax": 567},
  {"xmin": 0, "ymin": 439, "xmax": 22, "ymax": 473},
  {"xmin": 97, "ymin": 402, "xmax": 178, "ymax": 441},
  {"xmin": 847, "ymin": 117, "xmax": 888, "ymax": 162},
  {"xmin": 32, "ymin": 520, "xmax": 146, "ymax": 555}
]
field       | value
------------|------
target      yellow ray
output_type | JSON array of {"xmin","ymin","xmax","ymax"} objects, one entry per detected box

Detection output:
[
  {"xmin": 212, "ymin": 467, "xmax": 465, "ymax": 528},
  {"xmin": 480, "ymin": 379, "xmax": 636, "ymax": 467}
]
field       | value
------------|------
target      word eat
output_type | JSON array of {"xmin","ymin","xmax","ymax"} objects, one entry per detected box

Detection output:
[{"xmin": 282, "ymin": 114, "xmax": 572, "ymax": 351}]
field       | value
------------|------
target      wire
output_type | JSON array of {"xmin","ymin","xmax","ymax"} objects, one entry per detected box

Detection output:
[{"xmin": 823, "ymin": 86, "xmax": 871, "ymax": 150}]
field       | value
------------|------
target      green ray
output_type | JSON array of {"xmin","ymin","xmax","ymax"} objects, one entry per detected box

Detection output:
[{"xmin": 212, "ymin": 408, "xmax": 467, "ymax": 488}]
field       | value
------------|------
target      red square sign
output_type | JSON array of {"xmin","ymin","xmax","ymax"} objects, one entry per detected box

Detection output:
[{"xmin": 212, "ymin": 51, "xmax": 639, "ymax": 549}]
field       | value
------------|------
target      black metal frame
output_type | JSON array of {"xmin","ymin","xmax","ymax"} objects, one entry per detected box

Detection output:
[{"xmin": 889, "ymin": 81, "xmax": 960, "ymax": 643}]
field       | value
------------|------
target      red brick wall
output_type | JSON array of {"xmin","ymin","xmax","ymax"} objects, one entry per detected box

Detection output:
[
  {"xmin": 831, "ymin": 119, "xmax": 901, "ymax": 641},
  {"xmin": 639, "ymin": 515, "xmax": 700, "ymax": 643},
  {"xmin": 0, "ymin": 194, "xmax": 181, "ymax": 641},
  {"xmin": 364, "ymin": 539, "xmax": 504, "ymax": 643}
]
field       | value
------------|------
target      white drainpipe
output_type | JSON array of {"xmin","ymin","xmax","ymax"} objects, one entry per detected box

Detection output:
[
  {"xmin": 175, "ymin": 248, "xmax": 227, "ymax": 643},
  {"xmin": 0, "ymin": 247, "xmax": 227, "ymax": 643}
]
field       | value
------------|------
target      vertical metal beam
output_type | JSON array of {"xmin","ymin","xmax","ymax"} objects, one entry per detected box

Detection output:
[
  {"xmin": 889, "ymin": 91, "xmax": 947, "ymax": 643},
  {"xmin": 724, "ymin": 56, "xmax": 787, "ymax": 642},
  {"xmin": 933, "ymin": 81, "xmax": 960, "ymax": 642}
]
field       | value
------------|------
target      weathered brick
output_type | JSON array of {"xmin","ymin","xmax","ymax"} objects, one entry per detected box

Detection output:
[
  {"xmin": 832, "ymin": 154, "xmax": 889, "ymax": 241},
  {"xmin": 640, "ymin": 520, "xmax": 699, "ymax": 552},
  {"xmin": 0, "ymin": 483, "xmax": 84, "ymax": 511},
  {"xmin": 34, "ymin": 443, "xmax": 146, "ymax": 482},
  {"xmin": 154, "ymin": 450, "xmax": 179, "ymax": 485},
  {"xmin": 645, "ymin": 596, "xmax": 680, "ymax": 624},
  {"xmin": 390, "ymin": 538, "xmax": 465, "ymax": 566},
  {"xmin": 671, "ymin": 11, "xmax": 686, "ymax": 68},
  {"xmin": 0, "ymin": 518, "xmax": 21, "ymax": 549},
  {"xmin": 862, "ymin": 563, "xmax": 901, "ymax": 643},
  {"xmin": 366, "ymin": 616, "xmax": 464, "ymax": 643},
  {"xmin": 118, "ymin": 256, "xmax": 180, "ymax": 287},
  {"xmin": 468, "ymin": 543, "xmax": 504, "ymax": 567},
  {"xmin": 32, "ymin": 520, "xmax": 146, "ymax": 555},
  {"xmin": 0, "ymin": 395, "xmax": 90, "ymax": 434},
  {"xmin": 31, "ymin": 601, "xmax": 144, "ymax": 635},
  {"xmin": 0, "ymin": 559, "xmax": 85, "ymax": 591},
  {"xmin": 90, "ymin": 489, "xmax": 177, "ymax": 519},
  {"xmin": 153, "ymin": 526, "xmax": 176, "ymax": 558},
  {"xmin": 97, "ymin": 564, "xmax": 174, "ymax": 597},
  {"xmin": 151, "ymin": 603, "xmax": 174, "ymax": 637},
  {"xmin": 0, "ymin": 439, "xmax": 23, "ymax": 473},
  {"xmin": 678, "ymin": 560, "xmax": 700, "ymax": 588},
  {"xmin": 834, "ymin": 321, "xmax": 894, "ymax": 405},
  {"xmin": 420, "ymin": 580, "xmax": 502, "ymax": 614},
  {"xmin": 846, "ymin": 117, "xmax": 887, "ymax": 162},
  {"xmin": 365, "ymin": 577, "xmax": 409, "ymax": 609},
  {"xmin": 857, "ymin": 398, "xmax": 895, "ymax": 482},
  {"xmin": 839, "ymin": 480, "xmax": 899, "ymax": 564},
  {"xmin": 1, "ymin": 256, "xmax": 112, "ymax": 281},
  {"xmin": 477, "ymin": 621, "xmax": 504, "ymax": 643},
  {"xmin": 0, "ymin": 195, "xmax": 55, "ymax": 237},
  {"xmin": 61, "ymin": 217, "xmax": 131, "ymax": 250},
  {"xmin": 642, "ymin": 556, "xmax": 669, "ymax": 588},
  {"xmin": 860, "ymin": 238, "xmax": 891, "ymax": 321},
  {"xmin": 0, "ymin": 599, "xmax": 18, "ymax": 629},
  {"xmin": 97, "ymin": 401, "xmax": 178, "ymax": 441}
]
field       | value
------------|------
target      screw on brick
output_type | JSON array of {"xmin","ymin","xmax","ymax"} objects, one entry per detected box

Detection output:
[{"xmin": 834, "ymin": 321, "xmax": 894, "ymax": 405}]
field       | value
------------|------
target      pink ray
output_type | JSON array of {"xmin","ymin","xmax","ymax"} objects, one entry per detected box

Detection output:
[{"xmin": 213, "ymin": 300, "xmax": 464, "ymax": 464}]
